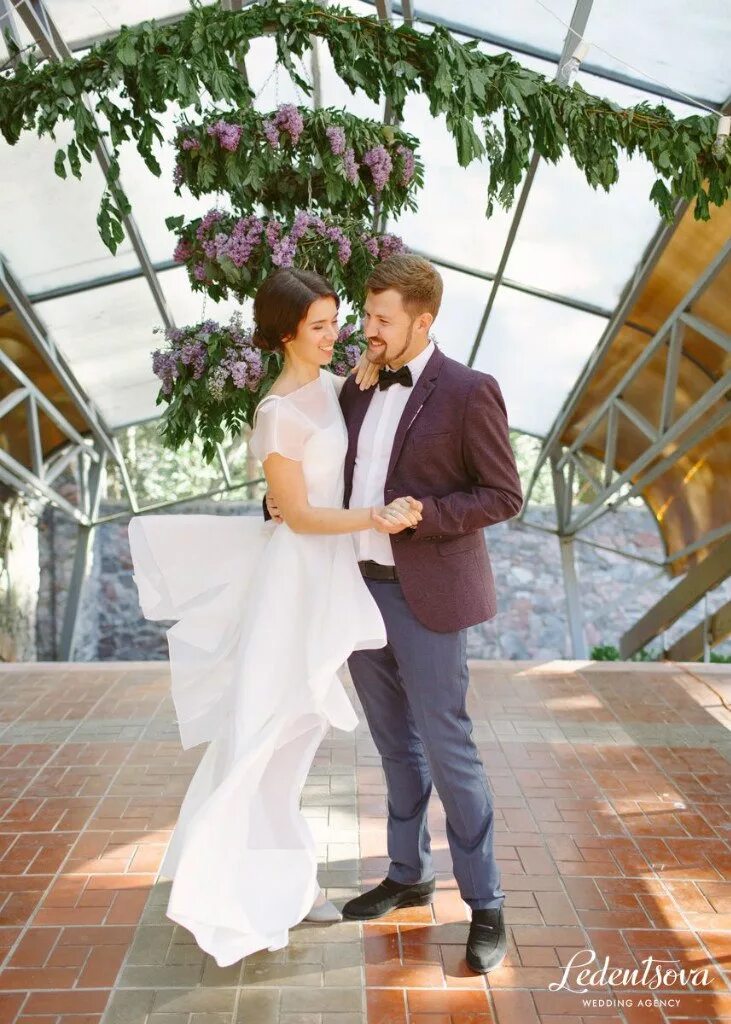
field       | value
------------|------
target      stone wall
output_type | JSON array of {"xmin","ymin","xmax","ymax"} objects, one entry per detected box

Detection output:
[{"xmin": 36, "ymin": 498, "xmax": 731, "ymax": 662}]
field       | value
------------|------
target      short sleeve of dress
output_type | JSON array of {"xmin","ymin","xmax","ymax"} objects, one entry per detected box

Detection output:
[{"xmin": 248, "ymin": 398, "xmax": 307, "ymax": 463}]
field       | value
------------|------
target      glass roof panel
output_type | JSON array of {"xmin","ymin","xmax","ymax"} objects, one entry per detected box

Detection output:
[
  {"xmin": 471, "ymin": 286, "xmax": 607, "ymax": 437},
  {"xmin": 413, "ymin": 0, "xmax": 731, "ymax": 105},
  {"xmin": 0, "ymin": 127, "xmax": 138, "ymax": 295},
  {"xmin": 33, "ymin": 277, "xmax": 164, "ymax": 428},
  {"xmin": 44, "ymin": 0, "xmax": 213, "ymax": 48}
]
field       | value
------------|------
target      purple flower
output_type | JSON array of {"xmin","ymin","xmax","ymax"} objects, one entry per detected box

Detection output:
[
  {"xmin": 331, "ymin": 360, "xmax": 349, "ymax": 377},
  {"xmin": 193, "ymin": 263, "xmax": 207, "ymax": 282},
  {"xmin": 378, "ymin": 233, "xmax": 407, "ymax": 260},
  {"xmin": 326, "ymin": 125, "xmax": 346, "ymax": 155},
  {"xmin": 152, "ymin": 349, "xmax": 179, "ymax": 394},
  {"xmin": 337, "ymin": 235, "xmax": 351, "ymax": 264},
  {"xmin": 196, "ymin": 209, "xmax": 224, "ymax": 240},
  {"xmin": 181, "ymin": 136, "xmax": 200, "ymax": 152},
  {"xmin": 343, "ymin": 147, "xmax": 359, "ymax": 184},
  {"xmin": 338, "ymin": 323, "xmax": 356, "ymax": 342},
  {"xmin": 396, "ymin": 144, "xmax": 415, "ymax": 185},
  {"xmin": 273, "ymin": 103, "xmax": 304, "ymax": 145},
  {"xmin": 263, "ymin": 119, "xmax": 280, "ymax": 148},
  {"xmin": 265, "ymin": 220, "xmax": 282, "ymax": 246},
  {"xmin": 180, "ymin": 341, "xmax": 207, "ymax": 379},
  {"xmin": 362, "ymin": 145, "xmax": 393, "ymax": 192},
  {"xmin": 207, "ymin": 119, "xmax": 243, "ymax": 151},
  {"xmin": 221, "ymin": 215, "xmax": 264, "ymax": 268},
  {"xmin": 344, "ymin": 343, "xmax": 361, "ymax": 368},
  {"xmin": 291, "ymin": 210, "xmax": 311, "ymax": 241},
  {"xmin": 173, "ymin": 239, "xmax": 193, "ymax": 263},
  {"xmin": 271, "ymin": 232, "xmax": 297, "ymax": 268},
  {"xmin": 360, "ymin": 233, "xmax": 379, "ymax": 258},
  {"xmin": 173, "ymin": 161, "xmax": 184, "ymax": 186}
]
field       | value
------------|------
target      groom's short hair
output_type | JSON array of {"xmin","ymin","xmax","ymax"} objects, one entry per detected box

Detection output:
[{"xmin": 367, "ymin": 254, "xmax": 443, "ymax": 318}]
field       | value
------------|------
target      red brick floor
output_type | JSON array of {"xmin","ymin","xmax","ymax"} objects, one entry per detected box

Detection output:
[
  {"xmin": 0, "ymin": 660, "xmax": 729, "ymax": 1024},
  {"xmin": 360, "ymin": 661, "xmax": 731, "ymax": 1024}
]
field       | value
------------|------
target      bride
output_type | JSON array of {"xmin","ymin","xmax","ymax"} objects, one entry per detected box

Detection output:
[{"xmin": 128, "ymin": 267, "xmax": 423, "ymax": 967}]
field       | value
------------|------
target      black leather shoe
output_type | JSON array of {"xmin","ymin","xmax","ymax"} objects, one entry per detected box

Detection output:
[
  {"xmin": 466, "ymin": 906, "xmax": 507, "ymax": 974},
  {"xmin": 341, "ymin": 877, "xmax": 435, "ymax": 920}
]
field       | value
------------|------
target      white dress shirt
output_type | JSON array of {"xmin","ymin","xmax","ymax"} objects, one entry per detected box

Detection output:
[{"xmin": 351, "ymin": 340, "xmax": 435, "ymax": 565}]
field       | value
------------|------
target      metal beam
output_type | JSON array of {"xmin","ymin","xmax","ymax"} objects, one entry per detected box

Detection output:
[
  {"xmin": 58, "ymin": 450, "xmax": 107, "ymax": 660},
  {"xmin": 559, "ymin": 536, "xmax": 588, "ymax": 658},
  {"xmin": 466, "ymin": 0, "xmax": 596, "ymax": 368},
  {"xmin": 666, "ymin": 598, "xmax": 731, "ymax": 662},
  {"xmin": 620, "ymin": 535, "xmax": 731, "ymax": 658},
  {"xmin": 92, "ymin": 475, "xmax": 266, "ymax": 524},
  {"xmin": 14, "ymin": 1, "xmax": 175, "ymax": 332},
  {"xmin": 555, "ymin": 239, "xmax": 730, "ymax": 468},
  {"xmin": 566, "ymin": 369, "xmax": 731, "ymax": 534}
]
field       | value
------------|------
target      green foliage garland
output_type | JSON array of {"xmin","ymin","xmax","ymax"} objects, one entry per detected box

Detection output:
[{"xmin": 2, "ymin": 0, "xmax": 728, "ymax": 252}]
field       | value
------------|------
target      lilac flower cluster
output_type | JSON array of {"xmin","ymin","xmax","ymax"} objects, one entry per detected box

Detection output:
[
  {"xmin": 396, "ymin": 144, "xmax": 415, "ymax": 185},
  {"xmin": 378, "ymin": 233, "xmax": 407, "ymax": 260},
  {"xmin": 271, "ymin": 212, "xmax": 352, "ymax": 268},
  {"xmin": 360, "ymin": 233, "xmax": 379, "ymax": 258},
  {"xmin": 220, "ymin": 215, "xmax": 264, "ymax": 268},
  {"xmin": 206, "ymin": 120, "xmax": 243, "ymax": 152},
  {"xmin": 152, "ymin": 318, "xmax": 265, "ymax": 403},
  {"xmin": 362, "ymin": 145, "xmax": 393, "ymax": 192},
  {"xmin": 262, "ymin": 104, "xmax": 305, "ymax": 148},
  {"xmin": 180, "ymin": 136, "xmax": 201, "ymax": 152},
  {"xmin": 344, "ymin": 343, "xmax": 361, "ymax": 367},
  {"xmin": 173, "ymin": 161, "xmax": 184, "ymax": 186},
  {"xmin": 173, "ymin": 239, "xmax": 193, "ymax": 264},
  {"xmin": 151, "ymin": 350, "xmax": 178, "ymax": 395},
  {"xmin": 179, "ymin": 341, "xmax": 207, "ymax": 379},
  {"xmin": 196, "ymin": 209, "xmax": 225, "ymax": 239},
  {"xmin": 343, "ymin": 147, "xmax": 360, "ymax": 184},
  {"xmin": 338, "ymin": 323, "xmax": 356, "ymax": 342},
  {"xmin": 326, "ymin": 125, "xmax": 346, "ymax": 155},
  {"xmin": 208, "ymin": 342, "xmax": 264, "ymax": 401}
]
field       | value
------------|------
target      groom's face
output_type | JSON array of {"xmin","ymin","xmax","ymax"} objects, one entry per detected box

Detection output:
[{"xmin": 362, "ymin": 288, "xmax": 426, "ymax": 369}]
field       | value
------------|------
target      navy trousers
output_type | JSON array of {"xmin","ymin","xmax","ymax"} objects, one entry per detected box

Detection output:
[{"xmin": 348, "ymin": 578, "xmax": 504, "ymax": 910}]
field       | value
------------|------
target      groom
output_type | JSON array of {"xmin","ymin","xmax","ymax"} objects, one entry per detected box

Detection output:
[{"xmin": 269, "ymin": 254, "xmax": 522, "ymax": 973}]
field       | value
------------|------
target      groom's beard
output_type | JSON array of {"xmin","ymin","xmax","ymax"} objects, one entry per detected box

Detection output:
[{"xmin": 367, "ymin": 319, "xmax": 415, "ymax": 368}]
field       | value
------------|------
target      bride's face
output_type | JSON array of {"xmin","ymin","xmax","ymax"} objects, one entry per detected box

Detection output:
[{"xmin": 284, "ymin": 296, "xmax": 340, "ymax": 366}]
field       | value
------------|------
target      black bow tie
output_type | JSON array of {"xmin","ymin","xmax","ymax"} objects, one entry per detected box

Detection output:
[{"xmin": 378, "ymin": 365, "xmax": 413, "ymax": 391}]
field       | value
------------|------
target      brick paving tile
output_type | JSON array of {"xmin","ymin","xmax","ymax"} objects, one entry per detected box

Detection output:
[{"xmin": 1, "ymin": 662, "xmax": 730, "ymax": 1024}]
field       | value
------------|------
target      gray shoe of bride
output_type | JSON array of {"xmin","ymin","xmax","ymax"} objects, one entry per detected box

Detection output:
[{"xmin": 304, "ymin": 897, "xmax": 343, "ymax": 923}]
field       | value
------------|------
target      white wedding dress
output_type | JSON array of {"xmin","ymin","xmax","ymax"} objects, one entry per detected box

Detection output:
[{"xmin": 128, "ymin": 370, "xmax": 386, "ymax": 967}]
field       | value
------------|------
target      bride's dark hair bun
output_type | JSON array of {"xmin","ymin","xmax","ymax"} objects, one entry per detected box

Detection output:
[{"xmin": 252, "ymin": 268, "xmax": 340, "ymax": 353}]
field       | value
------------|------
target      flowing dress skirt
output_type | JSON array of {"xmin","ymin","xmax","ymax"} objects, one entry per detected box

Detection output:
[{"xmin": 128, "ymin": 513, "xmax": 386, "ymax": 966}]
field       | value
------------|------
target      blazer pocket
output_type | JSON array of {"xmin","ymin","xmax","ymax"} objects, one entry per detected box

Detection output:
[
  {"xmin": 437, "ymin": 533, "xmax": 479, "ymax": 556},
  {"xmin": 410, "ymin": 430, "xmax": 458, "ymax": 450}
]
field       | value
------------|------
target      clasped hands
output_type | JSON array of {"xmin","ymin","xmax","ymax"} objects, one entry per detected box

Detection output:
[
  {"xmin": 371, "ymin": 496, "xmax": 423, "ymax": 534},
  {"xmin": 265, "ymin": 494, "xmax": 423, "ymax": 534}
]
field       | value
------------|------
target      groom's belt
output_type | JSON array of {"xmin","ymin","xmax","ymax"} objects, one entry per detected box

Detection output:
[{"xmin": 358, "ymin": 560, "xmax": 399, "ymax": 581}]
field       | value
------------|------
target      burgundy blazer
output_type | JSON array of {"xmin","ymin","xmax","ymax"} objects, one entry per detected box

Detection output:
[{"xmin": 340, "ymin": 347, "xmax": 523, "ymax": 633}]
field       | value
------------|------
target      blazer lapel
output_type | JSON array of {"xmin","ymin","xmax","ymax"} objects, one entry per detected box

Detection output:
[
  {"xmin": 386, "ymin": 347, "xmax": 444, "ymax": 477},
  {"xmin": 342, "ymin": 379, "xmax": 376, "ymax": 505}
]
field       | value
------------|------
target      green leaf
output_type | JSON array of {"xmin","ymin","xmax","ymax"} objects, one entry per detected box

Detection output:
[{"xmin": 53, "ymin": 148, "xmax": 67, "ymax": 179}]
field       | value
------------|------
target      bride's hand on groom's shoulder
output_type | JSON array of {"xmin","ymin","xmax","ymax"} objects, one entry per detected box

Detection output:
[
  {"xmin": 352, "ymin": 352, "xmax": 379, "ymax": 391},
  {"xmin": 371, "ymin": 496, "xmax": 423, "ymax": 534}
]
